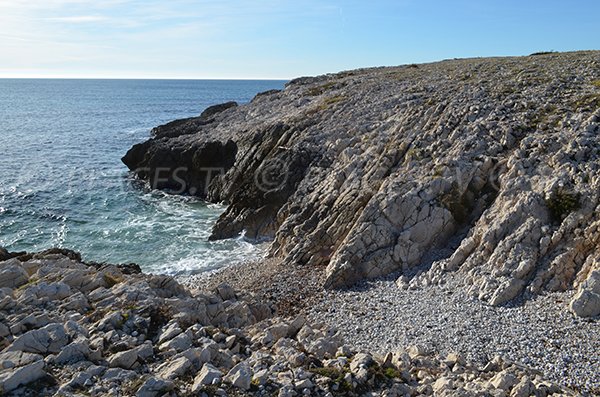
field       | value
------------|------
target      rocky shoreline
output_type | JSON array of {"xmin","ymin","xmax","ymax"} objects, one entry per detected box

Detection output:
[
  {"xmin": 2, "ymin": 51, "xmax": 600, "ymax": 395},
  {"xmin": 0, "ymin": 248, "xmax": 589, "ymax": 396},
  {"xmin": 122, "ymin": 51, "xmax": 600, "ymax": 318}
]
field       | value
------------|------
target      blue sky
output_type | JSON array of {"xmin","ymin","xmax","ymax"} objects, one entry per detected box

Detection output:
[{"xmin": 0, "ymin": 0, "xmax": 598, "ymax": 79}]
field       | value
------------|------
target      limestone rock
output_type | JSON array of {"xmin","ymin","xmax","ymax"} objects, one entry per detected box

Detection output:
[
  {"xmin": 490, "ymin": 370, "xmax": 518, "ymax": 391},
  {"xmin": 570, "ymin": 270, "xmax": 600, "ymax": 317},
  {"xmin": 192, "ymin": 363, "xmax": 222, "ymax": 390},
  {"xmin": 107, "ymin": 349, "xmax": 138, "ymax": 369},
  {"xmin": 225, "ymin": 362, "xmax": 252, "ymax": 390},
  {"xmin": 0, "ymin": 360, "xmax": 45, "ymax": 393},
  {"xmin": 157, "ymin": 356, "xmax": 192, "ymax": 380},
  {"xmin": 0, "ymin": 259, "xmax": 29, "ymax": 288},
  {"xmin": 0, "ymin": 351, "xmax": 42, "ymax": 369},
  {"xmin": 7, "ymin": 323, "xmax": 68, "ymax": 354},
  {"xmin": 136, "ymin": 377, "xmax": 174, "ymax": 397},
  {"xmin": 54, "ymin": 341, "xmax": 92, "ymax": 364}
]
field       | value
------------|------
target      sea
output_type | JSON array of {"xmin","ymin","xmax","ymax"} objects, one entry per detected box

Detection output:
[{"xmin": 0, "ymin": 79, "xmax": 286, "ymax": 275}]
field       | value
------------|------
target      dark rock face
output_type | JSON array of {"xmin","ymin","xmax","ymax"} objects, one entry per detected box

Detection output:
[
  {"xmin": 150, "ymin": 101, "xmax": 238, "ymax": 139},
  {"xmin": 122, "ymin": 138, "xmax": 238, "ymax": 197},
  {"xmin": 0, "ymin": 247, "xmax": 11, "ymax": 261},
  {"xmin": 0, "ymin": 247, "xmax": 26, "ymax": 261},
  {"xmin": 206, "ymin": 123, "xmax": 315, "ymax": 240},
  {"xmin": 199, "ymin": 101, "xmax": 238, "ymax": 119}
]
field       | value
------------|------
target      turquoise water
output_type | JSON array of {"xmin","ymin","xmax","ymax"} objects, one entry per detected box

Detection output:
[{"xmin": 0, "ymin": 79, "xmax": 286, "ymax": 274}]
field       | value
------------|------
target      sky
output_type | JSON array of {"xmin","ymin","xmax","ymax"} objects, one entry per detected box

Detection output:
[{"xmin": 0, "ymin": 0, "xmax": 598, "ymax": 79}]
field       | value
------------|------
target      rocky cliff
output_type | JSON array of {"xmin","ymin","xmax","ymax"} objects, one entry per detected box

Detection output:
[{"xmin": 123, "ymin": 51, "xmax": 600, "ymax": 317}]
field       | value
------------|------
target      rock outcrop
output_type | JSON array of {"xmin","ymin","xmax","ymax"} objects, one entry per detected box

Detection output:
[
  {"xmin": 123, "ymin": 51, "xmax": 600, "ymax": 314},
  {"xmin": 0, "ymin": 249, "xmax": 575, "ymax": 395}
]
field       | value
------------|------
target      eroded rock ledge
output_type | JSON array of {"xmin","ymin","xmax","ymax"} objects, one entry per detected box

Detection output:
[
  {"xmin": 0, "ymin": 249, "xmax": 577, "ymax": 396},
  {"xmin": 123, "ymin": 51, "xmax": 600, "ymax": 316}
]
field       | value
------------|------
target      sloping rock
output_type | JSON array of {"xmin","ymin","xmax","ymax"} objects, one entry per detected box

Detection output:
[
  {"xmin": 123, "ymin": 51, "xmax": 600, "ymax": 311},
  {"xmin": 0, "ymin": 351, "xmax": 43, "ymax": 369},
  {"xmin": 570, "ymin": 269, "xmax": 600, "ymax": 317},
  {"xmin": 192, "ymin": 363, "xmax": 222, "ymax": 389},
  {"xmin": 107, "ymin": 349, "xmax": 138, "ymax": 369},
  {"xmin": 0, "ymin": 259, "xmax": 29, "ymax": 288},
  {"xmin": 7, "ymin": 323, "xmax": 68, "ymax": 354},
  {"xmin": 225, "ymin": 362, "xmax": 252, "ymax": 390},
  {"xmin": 0, "ymin": 360, "xmax": 45, "ymax": 393},
  {"xmin": 136, "ymin": 377, "xmax": 174, "ymax": 397},
  {"xmin": 157, "ymin": 356, "xmax": 192, "ymax": 379}
]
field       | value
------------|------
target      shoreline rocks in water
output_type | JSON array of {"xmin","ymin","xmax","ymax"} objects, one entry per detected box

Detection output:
[
  {"xmin": 0, "ymin": 248, "xmax": 587, "ymax": 395},
  {"xmin": 122, "ymin": 51, "xmax": 600, "ymax": 317}
]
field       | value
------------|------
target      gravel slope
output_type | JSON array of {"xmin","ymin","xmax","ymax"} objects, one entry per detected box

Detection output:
[
  {"xmin": 185, "ymin": 260, "xmax": 600, "ymax": 395},
  {"xmin": 305, "ymin": 274, "xmax": 600, "ymax": 395}
]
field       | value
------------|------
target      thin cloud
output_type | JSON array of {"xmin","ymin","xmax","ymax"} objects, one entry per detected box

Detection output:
[{"xmin": 44, "ymin": 15, "xmax": 107, "ymax": 23}]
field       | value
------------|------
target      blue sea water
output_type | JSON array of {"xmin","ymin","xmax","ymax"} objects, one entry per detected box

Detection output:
[{"xmin": 0, "ymin": 79, "xmax": 286, "ymax": 274}]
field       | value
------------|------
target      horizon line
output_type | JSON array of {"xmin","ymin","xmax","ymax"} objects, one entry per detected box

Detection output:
[{"xmin": 0, "ymin": 76, "xmax": 292, "ymax": 81}]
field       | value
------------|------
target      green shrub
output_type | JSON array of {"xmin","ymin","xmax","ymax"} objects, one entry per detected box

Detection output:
[
  {"xmin": 383, "ymin": 367, "xmax": 402, "ymax": 379},
  {"xmin": 311, "ymin": 367, "xmax": 346, "ymax": 382},
  {"xmin": 529, "ymin": 51, "xmax": 556, "ymax": 56},
  {"xmin": 306, "ymin": 81, "xmax": 343, "ymax": 96},
  {"xmin": 545, "ymin": 187, "xmax": 581, "ymax": 222},
  {"xmin": 440, "ymin": 182, "xmax": 471, "ymax": 223},
  {"xmin": 103, "ymin": 273, "xmax": 122, "ymax": 287}
]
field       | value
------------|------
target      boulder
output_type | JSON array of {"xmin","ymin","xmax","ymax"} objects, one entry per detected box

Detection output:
[
  {"xmin": 225, "ymin": 362, "xmax": 252, "ymax": 390},
  {"xmin": 0, "ymin": 351, "xmax": 43, "ymax": 369},
  {"xmin": 0, "ymin": 259, "xmax": 29, "ymax": 288},
  {"xmin": 192, "ymin": 363, "xmax": 222, "ymax": 390},
  {"xmin": 136, "ymin": 377, "xmax": 174, "ymax": 397},
  {"xmin": 157, "ymin": 356, "xmax": 192, "ymax": 380},
  {"xmin": 0, "ymin": 360, "xmax": 45, "ymax": 393},
  {"xmin": 490, "ymin": 370, "xmax": 518, "ymax": 391},
  {"xmin": 570, "ymin": 270, "xmax": 600, "ymax": 317},
  {"xmin": 55, "ymin": 341, "xmax": 92, "ymax": 365},
  {"xmin": 107, "ymin": 349, "xmax": 138, "ymax": 369},
  {"xmin": 158, "ymin": 322, "xmax": 182, "ymax": 344},
  {"xmin": 7, "ymin": 323, "xmax": 68, "ymax": 354},
  {"xmin": 159, "ymin": 332, "xmax": 192, "ymax": 352}
]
